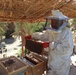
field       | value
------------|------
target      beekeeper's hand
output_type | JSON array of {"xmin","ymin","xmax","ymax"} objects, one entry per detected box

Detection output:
[
  {"xmin": 49, "ymin": 41, "xmax": 58, "ymax": 50},
  {"xmin": 49, "ymin": 42, "xmax": 55, "ymax": 50}
]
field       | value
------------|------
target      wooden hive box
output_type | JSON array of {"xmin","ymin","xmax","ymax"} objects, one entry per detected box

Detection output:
[
  {"xmin": 25, "ymin": 53, "xmax": 45, "ymax": 75},
  {"xmin": 0, "ymin": 56, "xmax": 28, "ymax": 75},
  {"xmin": 25, "ymin": 38, "xmax": 49, "ymax": 75}
]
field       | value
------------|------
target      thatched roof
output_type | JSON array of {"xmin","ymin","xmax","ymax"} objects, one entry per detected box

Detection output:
[{"xmin": 0, "ymin": 0, "xmax": 76, "ymax": 22}]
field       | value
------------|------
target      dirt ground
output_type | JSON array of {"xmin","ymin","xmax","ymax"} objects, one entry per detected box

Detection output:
[
  {"xmin": 0, "ymin": 37, "xmax": 22, "ymax": 58},
  {"xmin": 69, "ymin": 55, "xmax": 76, "ymax": 75}
]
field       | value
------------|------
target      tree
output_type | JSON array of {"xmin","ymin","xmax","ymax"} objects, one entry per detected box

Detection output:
[{"xmin": 5, "ymin": 22, "xmax": 15, "ymax": 39}]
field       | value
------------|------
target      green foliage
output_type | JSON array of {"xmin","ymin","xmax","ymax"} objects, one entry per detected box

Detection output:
[
  {"xmin": 25, "ymin": 48, "xmax": 29, "ymax": 55},
  {"xmin": 14, "ymin": 22, "xmax": 21, "ymax": 35},
  {"xmin": 0, "ymin": 21, "xmax": 45, "ymax": 37},
  {"xmin": 22, "ymin": 22, "xmax": 45, "ymax": 35},
  {"xmin": 0, "ymin": 22, "xmax": 7, "ymax": 35},
  {"xmin": 0, "ymin": 27, "xmax": 5, "ymax": 35},
  {"xmin": 74, "ymin": 30, "xmax": 76, "ymax": 32},
  {"xmin": 34, "ymin": 22, "xmax": 45, "ymax": 32},
  {"xmin": 69, "ymin": 19, "xmax": 76, "ymax": 26},
  {"xmin": 0, "ymin": 22, "xmax": 8, "ymax": 27},
  {"xmin": 69, "ymin": 19, "xmax": 76, "ymax": 31},
  {"xmin": 22, "ymin": 22, "xmax": 34, "ymax": 35}
]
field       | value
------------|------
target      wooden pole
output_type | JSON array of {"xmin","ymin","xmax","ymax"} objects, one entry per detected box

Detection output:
[{"xmin": 20, "ymin": 21, "xmax": 24, "ymax": 57}]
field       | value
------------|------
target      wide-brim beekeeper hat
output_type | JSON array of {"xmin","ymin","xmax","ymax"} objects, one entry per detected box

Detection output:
[{"xmin": 51, "ymin": 10, "xmax": 69, "ymax": 20}]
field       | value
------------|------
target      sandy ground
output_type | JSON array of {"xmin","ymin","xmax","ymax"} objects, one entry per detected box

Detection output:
[
  {"xmin": 0, "ymin": 37, "xmax": 22, "ymax": 58},
  {"xmin": 0, "ymin": 37, "xmax": 76, "ymax": 75},
  {"xmin": 70, "ymin": 55, "xmax": 76, "ymax": 75}
]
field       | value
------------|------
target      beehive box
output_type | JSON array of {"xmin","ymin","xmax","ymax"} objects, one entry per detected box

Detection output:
[
  {"xmin": 25, "ymin": 39, "xmax": 49, "ymax": 75},
  {"xmin": 24, "ymin": 53, "xmax": 45, "ymax": 75},
  {"xmin": 0, "ymin": 56, "xmax": 28, "ymax": 75}
]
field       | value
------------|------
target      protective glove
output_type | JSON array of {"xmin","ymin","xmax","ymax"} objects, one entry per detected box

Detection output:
[{"xmin": 49, "ymin": 42, "xmax": 55, "ymax": 50}]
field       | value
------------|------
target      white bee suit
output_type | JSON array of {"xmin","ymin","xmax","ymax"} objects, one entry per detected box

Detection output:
[
  {"xmin": 47, "ymin": 27, "xmax": 74, "ymax": 75},
  {"xmin": 32, "ymin": 27, "xmax": 73, "ymax": 75}
]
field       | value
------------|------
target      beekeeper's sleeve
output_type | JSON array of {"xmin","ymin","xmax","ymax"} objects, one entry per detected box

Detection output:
[{"xmin": 52, "ymin": 28, "xmax": 74, "ymax": 55}]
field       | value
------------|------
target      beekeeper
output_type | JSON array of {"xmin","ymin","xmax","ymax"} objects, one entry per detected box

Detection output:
[
  {"xmin": 48, "ymin": 10, "xmax": 73, "ymax": 75},
  {"xmin": 32, "ymin": 10, "xmax": 74, "ymax": 75}
]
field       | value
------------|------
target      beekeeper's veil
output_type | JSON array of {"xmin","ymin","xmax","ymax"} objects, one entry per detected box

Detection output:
[{"xmin": 46, "ymin": 10, "xmax": 69, "ymax": 33}]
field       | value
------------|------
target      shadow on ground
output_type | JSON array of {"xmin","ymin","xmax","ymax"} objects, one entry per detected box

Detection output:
[
  {"xmin": 69, "ymin": 64, "xmax": 76, "ymax": 75},
  {"xmin": 2, "ymin": 37, "xmax": 16, "ymax": 44}
]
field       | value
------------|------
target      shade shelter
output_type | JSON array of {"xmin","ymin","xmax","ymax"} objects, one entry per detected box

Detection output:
[{"xmin": 0, "ymin": 0, "xmax": 76, "ymax": 21}]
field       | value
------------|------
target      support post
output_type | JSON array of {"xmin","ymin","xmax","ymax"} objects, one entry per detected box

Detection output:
[{"xmin": 20, "ymin": 21, "xmax": 24, "ymax": 57}]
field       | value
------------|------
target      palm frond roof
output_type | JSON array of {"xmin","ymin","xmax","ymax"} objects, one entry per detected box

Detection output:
[{"xmin": 0, "ymin": 0, "xmax": 76, "ymax": 22}]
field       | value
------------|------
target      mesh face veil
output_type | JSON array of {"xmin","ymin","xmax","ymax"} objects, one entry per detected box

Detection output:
[{"xmin": 45, "ymin": 10, "xmax": 69, "ymax": 33}]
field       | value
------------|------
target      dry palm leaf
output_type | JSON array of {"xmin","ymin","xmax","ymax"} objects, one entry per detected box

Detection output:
[{"xmin": 0, "ymin": 0, "xmax": 76, "ymax": 22}]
